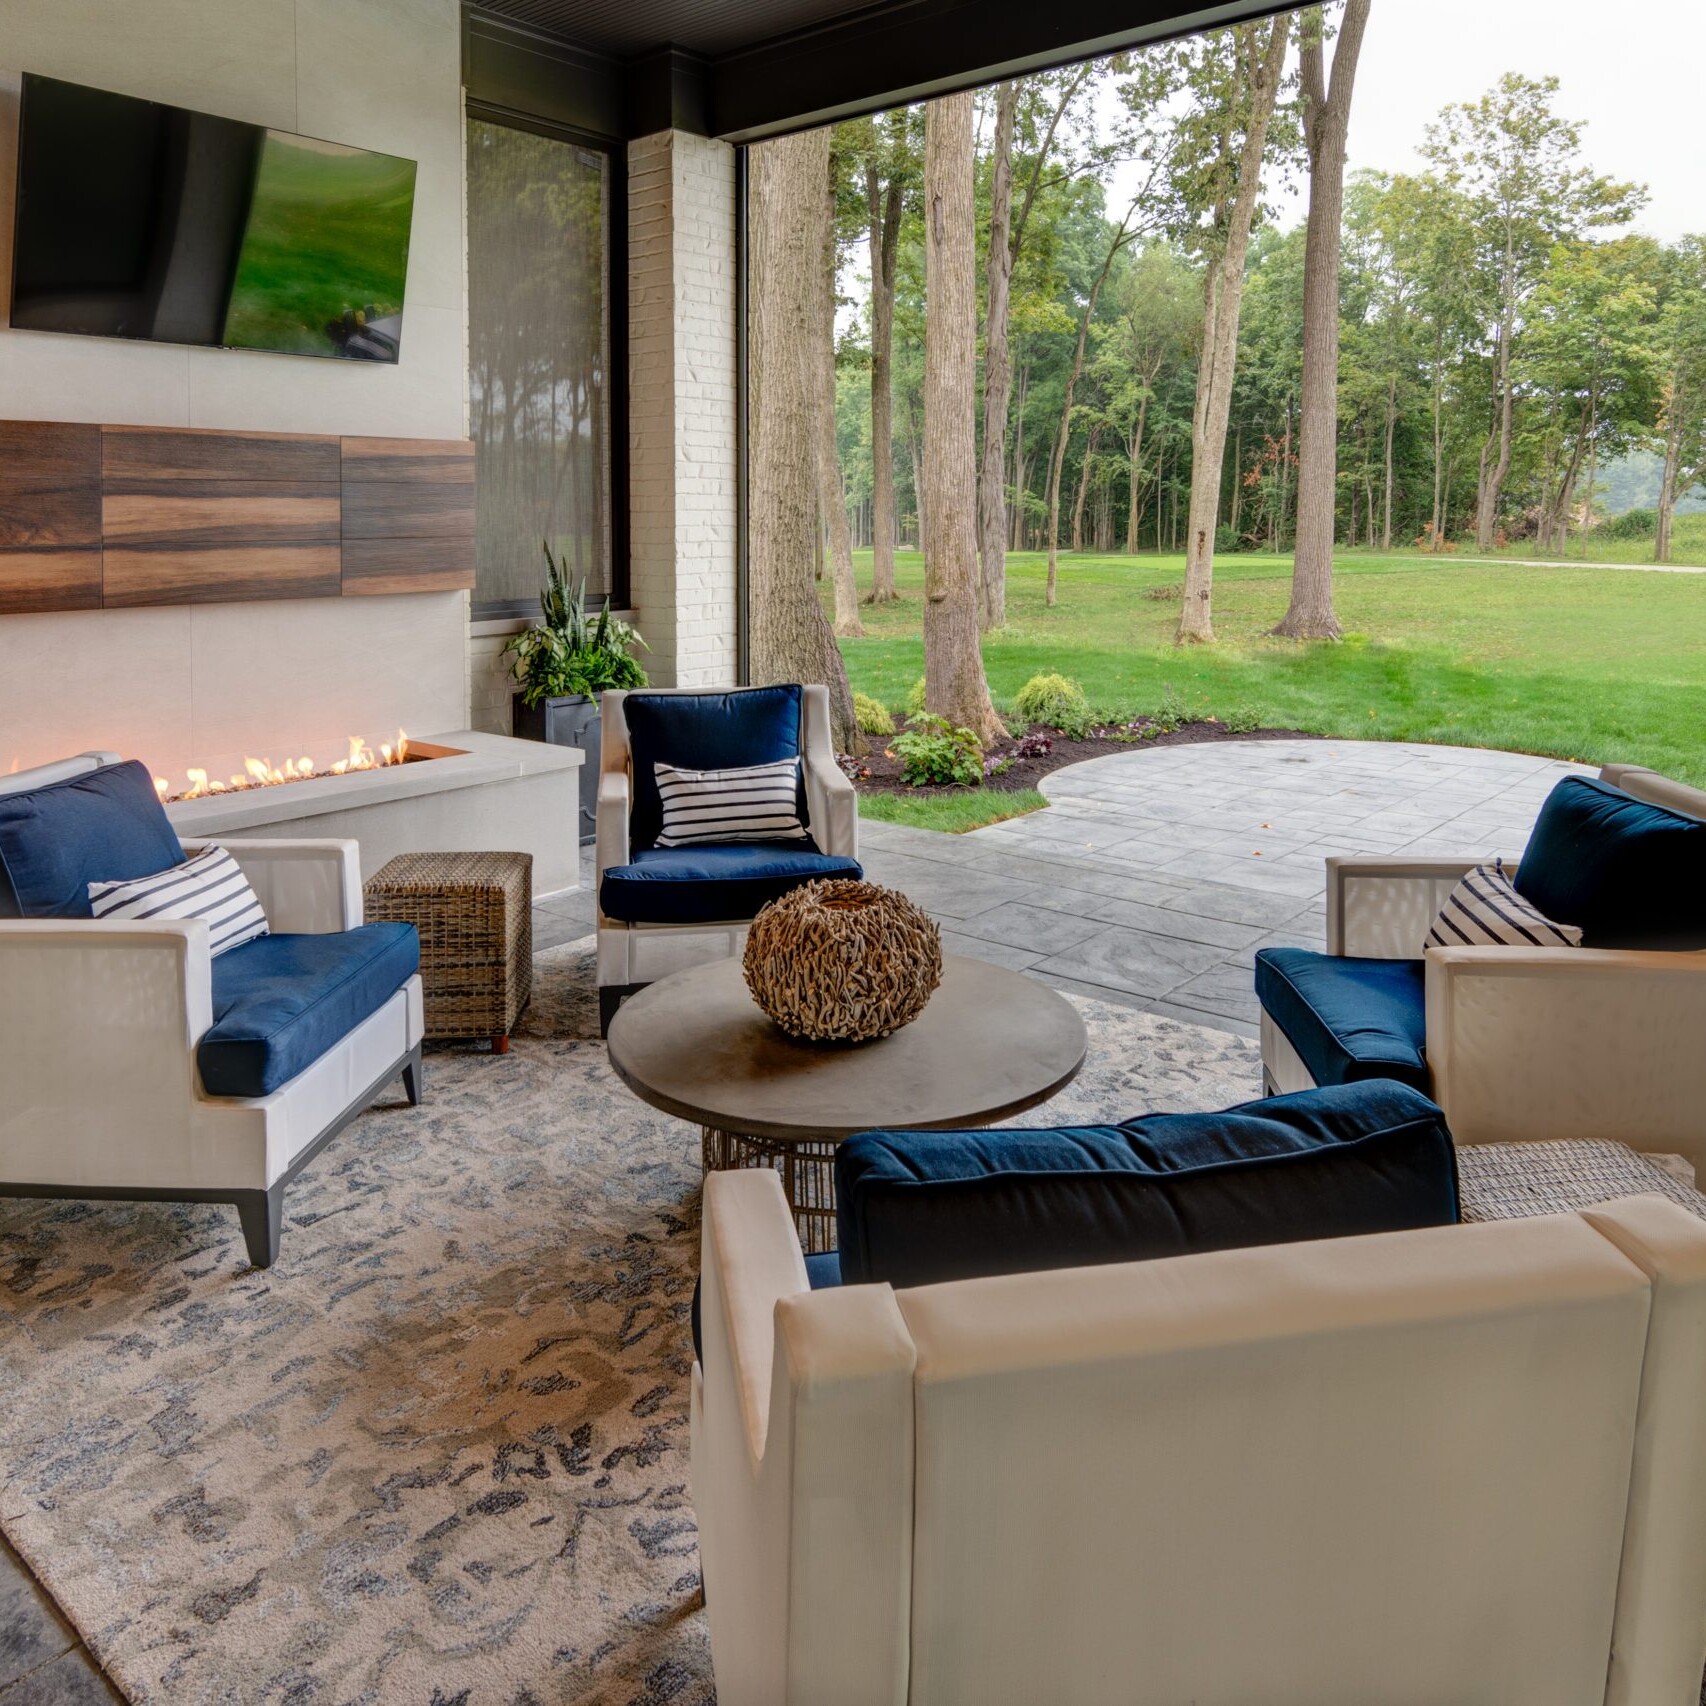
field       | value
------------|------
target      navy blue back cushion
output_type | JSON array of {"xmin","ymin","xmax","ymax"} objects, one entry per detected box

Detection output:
[
  {"xmin": 623, "ymin": 686, "xmax": 806, "ymax": 851},
  {"xmin": 1514, "ymin": 776, "xmax": 1706, "ymax": 949},
  {"xmin": 0, "ymin": 760, "xmax": 184, "ymax": 919},
  {"xmin": 834, "ymin": 1081, "xmax": 1459, "ymax": 1289}
]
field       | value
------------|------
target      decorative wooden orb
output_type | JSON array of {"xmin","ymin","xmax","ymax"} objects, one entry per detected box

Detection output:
[{"xmin": 743, "ymin": 879, "xmax": 944, "ymax": 1043}]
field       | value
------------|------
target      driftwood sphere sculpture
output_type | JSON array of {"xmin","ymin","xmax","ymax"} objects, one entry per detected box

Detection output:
[{"xmin": 743, "ymin": 879, "xmax": 944, "ymax": 1042}]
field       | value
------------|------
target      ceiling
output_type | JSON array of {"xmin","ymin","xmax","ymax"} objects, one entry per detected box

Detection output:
[{"xmin": 470, "ymin": 0, "xmax": 881, "ymax": 59}]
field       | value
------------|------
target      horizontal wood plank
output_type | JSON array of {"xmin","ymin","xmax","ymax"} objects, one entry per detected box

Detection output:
[
  {"xmin": 341, "ymin": 534, "xmax": 475, "ymax": 595},
  {"xmin": 103, "ymin": 545, "xmax": 342, "ymax": 607},
  {"xmin": 340, "ymin": 437, "xmax": 475, "ymax": 483},
  {"xmin": 103, "ymin": 426, "xmax": 340, "ymax": 484},
  {"xmin": 0, "ymin": 422, "xmax": 102, "ymax": 548},
  {"xmin": 104, "ymin": 484, "xmax": 341, "ymax": 547},
  {"xmin": 0, "ymin": 549, "xmax": 103, "ymax": 614},
  {"xmin": 341, "ymin": 477, "xmax": 476, "ymax": 542}
]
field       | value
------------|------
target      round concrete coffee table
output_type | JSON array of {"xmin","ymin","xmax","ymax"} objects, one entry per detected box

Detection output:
[{"xmin": 607, "ymin": 955, "xmax": 1087, "ymax": 1251}]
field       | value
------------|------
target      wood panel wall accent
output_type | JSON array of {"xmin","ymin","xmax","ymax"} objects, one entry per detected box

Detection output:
[{"xmin": 0, "ymin": 422, "xmax": 474, "ymax": 615}]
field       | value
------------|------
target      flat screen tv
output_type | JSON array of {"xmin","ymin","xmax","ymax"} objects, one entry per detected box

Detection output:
[{"xmin": 9, "ymin": 74, "xmax": 417, "ymax": 362}]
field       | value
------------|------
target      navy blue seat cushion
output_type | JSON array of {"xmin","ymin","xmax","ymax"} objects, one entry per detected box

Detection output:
[
  {"xmin": 1254, "ymin": 947, "xmax": 1429, "ymax": 1093},
  {"xmin": 600, "ymin": 840, "xmax": 861, "ymax": 925},
  {"xmin": 198, "ymin": 922, "xmax": 419, "ymax": 1098},
  {"xmin": 0, "ymin": 759, "xmax": 183, "ymax": 919},
  {"xmin": 834, "ymin": 1081, "xmax": 1457, "ymax": 1290},
  {"xmin": 690, "ymin": 1249, "xmax": 840, "ymax": 1363},
  {"xmin": 623, "ymin": 685, "xmax": 806, "ymax": 851},
  {"xmin": 1514, "ymin": 775, "xmax": 1706, "ymax": 949}
]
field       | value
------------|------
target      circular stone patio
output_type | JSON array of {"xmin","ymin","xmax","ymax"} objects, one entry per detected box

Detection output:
[{"xmin": 856, "ymin": 739, "xmax": 1593, "ymax": 1036}]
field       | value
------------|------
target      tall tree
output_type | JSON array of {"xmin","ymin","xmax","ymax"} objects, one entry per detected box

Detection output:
[
  {"xmin": 1175, "ymin": 15, "xmax": 1292, "ymax": 643},
  {"xmin": 864, "ymin": 112, "xmax": 909, "ymax": 603},
  {"xmin": 748, "ymin": 127, "xmax": 858, "ymax": 749},
  {"xmin": 1274, "ymin": 0, "xmax": 1370, "ymax": 639},
  {"xmin": 922, "ymin": 92, "xmax": 1006, "ymax": 746},
  {"xmin": 1655, "ymin": 235, "xmax": 1706, "ymax": 563},
  {"xmin": 818, "ymin": 142, "xmax": 865, "ymax": 637},
  {"xmin": 1043, "ymin": 202, "xmax": 1145, "ymax": 604},
  {"xmin": 1423, "ymin": 74, "xmax": 1641, "ymax": 549}
]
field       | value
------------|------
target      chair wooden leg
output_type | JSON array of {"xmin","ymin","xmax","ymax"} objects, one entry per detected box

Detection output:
[
  {"xmin": 235, "ymin": 1184, "xmax": 284, "ymax": 1270},
  {"xmin": 401, "ymin": 1046, "xmax": 424, "ymax": 1106}
]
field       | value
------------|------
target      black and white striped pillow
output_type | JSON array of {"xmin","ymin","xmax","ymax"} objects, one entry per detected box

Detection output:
[
  {"xmin": 653, "ymin": 758, "xmax": 806, "ymax": 847},
  {"xmin": 89, "ymin": 843, "xmax": 269, "ymax": 956},
  {"xmin": 1424, "ymin": 859, "xmax": 1582, "ymax": 953}
]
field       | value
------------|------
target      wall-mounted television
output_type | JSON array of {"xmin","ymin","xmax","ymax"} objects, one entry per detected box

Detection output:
[{"xmin": 9, "ymin": 74, "xmax": 417, "ymax": 363}]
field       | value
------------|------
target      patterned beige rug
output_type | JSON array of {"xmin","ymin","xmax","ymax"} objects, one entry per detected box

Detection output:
[{"xmin": 0, "ymin": 943, "xmax": 1263, "ymax": 1705}]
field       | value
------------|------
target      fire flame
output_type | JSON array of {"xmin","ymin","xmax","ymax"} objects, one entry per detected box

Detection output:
[{"xmin": 154, "ymin": 730, "xmax": 409, "ymax": 802}]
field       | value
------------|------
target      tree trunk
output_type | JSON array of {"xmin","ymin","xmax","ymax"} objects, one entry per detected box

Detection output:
[
  {"xmin": 922, "ymin": 93, "xmax": 1006, "ymax": 747},
  {"xmin": 1009, "ymin": 362, "xmax": 1029, "ymax": 552},
  {"xmin": 1657, "ymin": 405, "xmax": 1682, "ymax": 563},
  {"xmin": 1071, "ymin": 422, "xmax": 1103, "ymax": 551},
  {"xmin": 1274, "ymin": 0, "xmax": 1368, "ymax": 639},
  {"xmin": 1381, "ymin": 373, "xmax": 1396, "ymax": 552},
  {"xmin": 1046, "ymin": 218, "xmax": 1133, "ymax": 605},
  {"xmin": 818, "ymin": 158, "xmax": 864, "ymax": 638},
  {"xmin": 1125, "ymin": 394, "xmax": 1149, "ymax": 552},
  {"xmin": 1177, "ymin": 13, "xmax": 1292, "ymax": 643},
  {"xmin": 865, "ymin": 123, "xmax": 903, "ymax": 603},
  {"xmin": 1475, "ymin": 233, "xmax": 1518, "ymax": 550},
  {"xmin": 748, "ymin": 129, "xmax": 858, "ymax": 750},
  {"xmin": 978, "ymin": 82, "xmax": 1017, "ymax": 630}
]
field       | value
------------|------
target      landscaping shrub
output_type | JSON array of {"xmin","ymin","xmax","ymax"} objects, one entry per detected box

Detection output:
[
  {"xmin": 905, "ymin": 676, "xmax": 928, "ymax": 716},
  {"xmin": 1600, "ymin": 507, "xmax": 1657, "ymax": 541},
  {"xmin": 853, "ymin": 691, "xmax": 895, "ymax": 736},
  {"xmin": 892, "ymin": 714, "xmax": 984, "ymax": 787},
  {"xmin": 1151, "ymin": 681, "xmax": 1191, "ymax": 734},
  {"xmin": 1012, "ymin": 672, "xmax": 1094, "ymax": 738},
  {"xmin": 1221, "ymin": 704, "xmax": 1261, "ymax": 734}
]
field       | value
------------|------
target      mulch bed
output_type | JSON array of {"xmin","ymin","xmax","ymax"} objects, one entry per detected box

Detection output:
[{"xmin": 847, "ymin": 719, "xmax": 1319, "ymax": 800}]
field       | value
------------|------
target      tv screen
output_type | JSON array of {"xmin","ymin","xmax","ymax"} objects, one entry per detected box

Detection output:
[{"xmin": 9, "ymin": 74, "xmax": 417, "ymax": 363}]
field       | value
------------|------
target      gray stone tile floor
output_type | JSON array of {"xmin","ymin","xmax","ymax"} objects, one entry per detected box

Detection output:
[{"xmin": 1, "ymin": 738, "xmax": 1591, "ymax": 1686}]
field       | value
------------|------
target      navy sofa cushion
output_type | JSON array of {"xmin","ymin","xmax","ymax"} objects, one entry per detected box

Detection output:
[
  {"xmin": 599, "ymin": 840, "xmax": 861, "ymax": 925},
  {"xmin": 198, "ymin": 923, "xmax": 419, "ymax": 1098},
  {"xmin": 0, "ymin": 759, "xmax": 183, "ymax": 919},
  {"xmin": 623, "ymin": 686, "xmax": 806, "ymax": 851},
  {"xmin": 833, "ymin": 1081, "xmax": 1458, "ymax": 1290},
  {"xmin": 1514, "ymin": 775, "xmax": 1706, "ymax": 949},
  {"xmin": 1254, "ymin": 948, "xmax": 1429, "ymax": 1092}
]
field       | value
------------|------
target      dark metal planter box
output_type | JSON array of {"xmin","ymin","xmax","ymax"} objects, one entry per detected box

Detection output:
[{"xmin": 513, "ymin": 693, "xmax": 599, "ymax": 844}]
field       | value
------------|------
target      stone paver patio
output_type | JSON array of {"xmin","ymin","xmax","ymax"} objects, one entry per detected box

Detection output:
[{"xmin": 532, "ymin": 737, "xmax": 1591, "ymax": 1038}]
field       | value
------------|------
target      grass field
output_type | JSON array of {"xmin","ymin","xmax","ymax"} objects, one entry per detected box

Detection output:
[
  {"xmin": 830, "ymin": 542, "xmax": 1706, "ymax": 830},
  {"xmin": 225, "ymin": 135, "xmax": 414, "ymax": 359}
]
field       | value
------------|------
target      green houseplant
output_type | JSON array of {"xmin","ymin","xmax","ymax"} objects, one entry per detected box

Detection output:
[{"xmin": 507, "ymin": 541, "xmax": 649, "ymax": 842}]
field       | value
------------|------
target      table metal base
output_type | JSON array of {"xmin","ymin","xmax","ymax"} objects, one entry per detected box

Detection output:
[{"xmin": 702, "ymin": 1126, "xmax": 839, "ymax": 1253}]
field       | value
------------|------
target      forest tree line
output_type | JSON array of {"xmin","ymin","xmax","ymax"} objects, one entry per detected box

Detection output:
[{"xmin": 746, "ymin": 3, "xmax": 1706, "ymax": 748}]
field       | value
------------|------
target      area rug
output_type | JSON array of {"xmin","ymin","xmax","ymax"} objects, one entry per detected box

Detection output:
[{"xmin": 0, "ymin": 943, "xmax": 1262, "ymax": 1705}]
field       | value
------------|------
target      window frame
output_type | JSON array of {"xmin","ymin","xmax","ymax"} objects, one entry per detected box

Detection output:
[{"xmin": 464, "ymin": 99, "xmax": 630, "ymax": 620}]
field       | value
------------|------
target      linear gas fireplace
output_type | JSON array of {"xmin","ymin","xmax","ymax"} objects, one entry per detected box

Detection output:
[{"xmin": 153, "ymin": 733, "xmax": 466, "ymax": 803}]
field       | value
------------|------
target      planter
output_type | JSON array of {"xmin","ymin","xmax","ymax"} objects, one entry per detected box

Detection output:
[{"xmin": 513, "ymin": 693, "xmax": 599, "ymax": 844}]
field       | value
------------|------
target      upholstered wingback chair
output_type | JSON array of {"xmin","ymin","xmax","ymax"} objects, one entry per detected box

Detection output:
[
  {"xmin": 1256, "ymin": 764, "xmax": 1706, "ymax": 1179},
  {"xmin": 693, "ymin": 1166, "xmax": 1706, "ymax": 1706},
  {"xmin": 0, "ymin": 751, "xmax": 423, "ymax": 1267},
  {"xmin": 594, "ymin": 684, "xmax": 859, "ymax": 1032}
]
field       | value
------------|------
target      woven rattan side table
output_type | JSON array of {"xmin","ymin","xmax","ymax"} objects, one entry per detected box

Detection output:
[{"xmin": 365, "ymin": 852, "xmax": 532, "ymax": 1052}]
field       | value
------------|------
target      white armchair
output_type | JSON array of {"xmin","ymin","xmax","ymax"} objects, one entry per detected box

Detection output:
[
  {"xmin": 1260, "ymin": 765, "xmax": 1706, "ymax": 1178},
  {"xmin": 0, "ymin": 754, "xmax": 423, "ymax": 1268},
  {"xmin": 595, "ymin": 684, "xmax": 859, "ymax": 1032},
  {"xmin": 693, "ymin": 1168, "xmax": 1706, "ymax": 1706}
]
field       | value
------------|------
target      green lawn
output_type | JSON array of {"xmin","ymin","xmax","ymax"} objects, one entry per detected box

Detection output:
[{"xmin": 831, "ymin": 544, "xmax": 1706, "ymax": 806}]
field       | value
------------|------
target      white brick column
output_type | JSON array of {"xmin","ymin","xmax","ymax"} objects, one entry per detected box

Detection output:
[{"xmin": 628, "ymin": 130, "xmax": 740, "ymax": 688}]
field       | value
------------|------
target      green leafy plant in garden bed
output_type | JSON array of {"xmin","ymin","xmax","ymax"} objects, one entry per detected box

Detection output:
[
  {"xmin": 892, "ymin": 714, "xmax": 984, "ymax": 787},
  {"xmin": 853, "ymin": 691, "xmax": 895, "ymax": 736},
  {"xmin": 1012, "ymin": 672, "xmax": 1094, "ymax": 738},
  {"xmin": 505, "ymin": 541, "xmax": 648, "ymax": 707}
]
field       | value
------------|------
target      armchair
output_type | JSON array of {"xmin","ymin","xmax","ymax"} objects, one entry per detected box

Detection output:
[
  {"xmin": 595, "ymin": 684, "xmax": 860, "ymax": 1031},
  {"xmin": 0, "ymin": 753, "xmax": 423, "ymax": 1268},
  {"xmin": 1257, "ymin": 765, "xmax": 1706, "ymax": 1177},
  {"xmin": 694, "ymin": 1166, "xmax": 1706, "ymax": 1705}
]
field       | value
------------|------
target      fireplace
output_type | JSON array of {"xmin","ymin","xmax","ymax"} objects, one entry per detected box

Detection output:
[{"xmin": 153, "ymin": 733, "xmax": 467, "ymax": 804}]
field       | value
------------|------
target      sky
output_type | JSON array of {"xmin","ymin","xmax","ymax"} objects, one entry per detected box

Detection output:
[{"xmin": 1106, "ymin": 0, "xmax": 1704, "ymax": 244}]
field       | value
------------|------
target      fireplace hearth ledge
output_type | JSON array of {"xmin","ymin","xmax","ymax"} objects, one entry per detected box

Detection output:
[{"xmin": 165, "ymin": 731, "xmax": 583, "ymax": 898}]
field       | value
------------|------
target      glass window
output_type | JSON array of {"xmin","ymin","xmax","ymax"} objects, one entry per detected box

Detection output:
[{"xmin": 466, "ymin": 114, "xmax": 618, "ymax": 614}]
